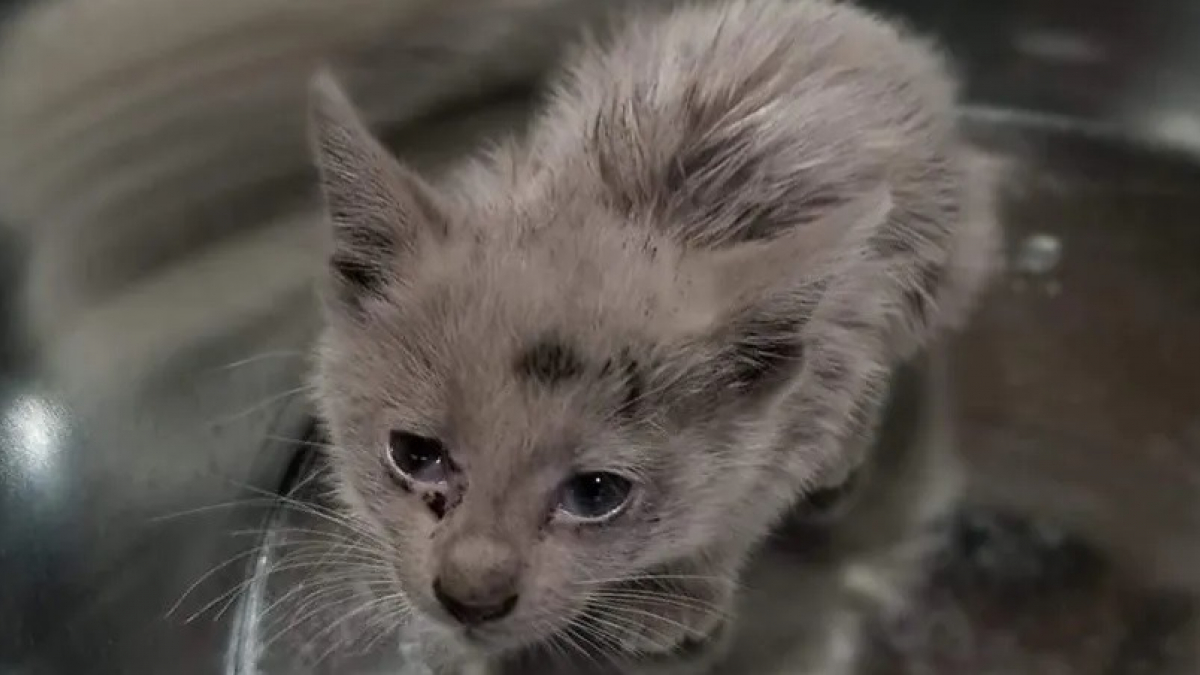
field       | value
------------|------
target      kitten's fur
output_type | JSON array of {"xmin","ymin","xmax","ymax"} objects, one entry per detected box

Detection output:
[{"xmin": 309, "ymin": 1, "xmax": 998, "ymax": 673}]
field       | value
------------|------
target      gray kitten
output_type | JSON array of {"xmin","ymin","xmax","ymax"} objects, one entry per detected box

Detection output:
[{"xmin": 308, "ymin": 0, "xmax": 998, "ymax": 673}]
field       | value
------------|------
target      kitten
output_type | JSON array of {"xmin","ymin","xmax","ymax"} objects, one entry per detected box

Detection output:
[{"xmin": 308, "ymin": 0, "xmax": 997, "ymax": 673}]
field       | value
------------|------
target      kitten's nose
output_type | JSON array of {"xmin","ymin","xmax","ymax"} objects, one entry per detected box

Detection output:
[
  {"xmin": 433, "ymin": 580, "xmax": 518, "ymax": 625},
  {"xmin": 433, "ymin": 534, "xmax": 522, "ymax": 626}
]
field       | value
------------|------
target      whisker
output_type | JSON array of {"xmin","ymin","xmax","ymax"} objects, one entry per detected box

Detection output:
[
  {"xmin": 230, "ymin": 530, "xmax": 387, "ymax": 561},
  {"xmin": 532, "ymin": 616, "xmax": 573, "ymax": 667},
  {"xmin": 559, "ymin": 621, "xmax": 609, "ymax": 670},
  {"xmin": 309, "ymin": 588, "xmax": 409, "ymax": 665},
  {"xmin": 594, "ymin": 601, "xmax": 700, "ymax": 638},
  {"xmin": 168, "ymin": 530, "xmax": 386, "ymax": 622},
  {"xmin": 153, "ymin": 495, "xmax": 385, "ymax": 553},
  {"xmin": 229, "ymin": 482, "xmax": 387, "ymax": 546},
  {"xmin": 264, "ymin": 433, "xmax": 338, "ymax": 452},
  {"xmin": 587, "ymin": 588, "xmax": 732, "ymax": 617},
  {"xmin": 279, "ymin": 463, "xmax": 335, "ymax": 500},
  {"xmin": 259, "ymin": 565, "xmax": 396, "ymax": 652},
  {"xmin": 229, "ymin": 525, "xmax": 363, "ymax": 542},
  {"xmin": 568, "ymin": 618, "xmax": 629, "ymax": 670},
  {"xmin": 261, "ymin": 581, "xmax": 373, "ymax": 654},
  {"xmin": 149, "ymin": 496, "xmax": 289, "ymax": 523},
  {"xmin": 258, "ymin": 568, "xmax": 393, "ymax": 642},
  {"xmin": 207, "ymin": 384, "xmax": 314, "ymax": 428},
  {"xmin": 577, "ymin": 607, "xmax": 663, "ymax": 655},
  {"xmin": 579, "ymin": 619, "xmax": 648, "ymax": 658},
  {"xmin": 575, "ymin": 572, "xmax": 735, "ymax": 587},
  {"xmin": 186, "ymin": 545, "xmax": 387, "ymax": 625},
  {"xmin": 357, "ymin": 594, "xmax": 408, "ymax": 655},
  {"xmin": 214, "ymin": 349, "xmax": 306, "ymax": 373},
  {"xmin": 255, "ymin": 571, "xmax": 355, "ymax": 626},
  {"xmin": 166, "ymin": 543, "xmax": 277, "ymax": 619},
  {"xmin": 541, "ymin": 628, "xmax": 569, "ymax": 667},
  {"xmin": 583, "ymin": 602, "xmax": 695, "ymax": 655},
  {"xmin": 185, "ymin": 559, "xmax": 346, "ymax": 624}
]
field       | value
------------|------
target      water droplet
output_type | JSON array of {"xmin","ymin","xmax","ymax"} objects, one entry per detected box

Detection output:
[{"xmin": 1016, "ymin": 233, "xmax": 1062, "ymax": 275}]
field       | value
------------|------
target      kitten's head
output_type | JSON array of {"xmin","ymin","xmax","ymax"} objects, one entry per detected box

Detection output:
[{"xmin": 306, "ymin": 25, "xmax": 959, "ymax": 656}]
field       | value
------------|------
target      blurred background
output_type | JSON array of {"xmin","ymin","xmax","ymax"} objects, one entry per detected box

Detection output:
[{"xmin": 0, "ymin": 0, "xmax": 1197, "ymax": 673}]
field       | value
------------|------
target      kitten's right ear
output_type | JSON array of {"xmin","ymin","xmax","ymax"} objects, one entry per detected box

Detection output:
[{"xmin": 308, "ymin": 69, "xmax": 448, "ymax": 310}]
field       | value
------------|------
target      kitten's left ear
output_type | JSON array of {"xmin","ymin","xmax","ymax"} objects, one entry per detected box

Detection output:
[
  {"xmin": 308, "ymin": 69, "xmax": 448, "ymax": 310},
  {"xmin": 706, "ymin": 185, "xmax": 893, "ymax": 308},
  {"xmin": 676, "ymin": 185, "xmax": 893, "ymax": 402}
]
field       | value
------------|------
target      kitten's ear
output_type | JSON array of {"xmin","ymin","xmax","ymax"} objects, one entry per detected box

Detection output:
[
  {"xmin": 707, "ymin": 185, "xmax": 893, "ymax": 307},
  {"xmin": 680, "ymin": 182, "xmax": 921, "ymax": 481},
  {"xmin": 308, "ymin": 69, "xmax": 448, "ymax": 309},
  {"xmin": 681, "ymin": 185, "xmax": 893, "ymax": 400}
]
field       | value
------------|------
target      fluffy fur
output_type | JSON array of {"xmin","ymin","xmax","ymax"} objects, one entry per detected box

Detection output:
[{"xmin": 308, "ymin": 1, "xmax": 998, "ymax": 673}]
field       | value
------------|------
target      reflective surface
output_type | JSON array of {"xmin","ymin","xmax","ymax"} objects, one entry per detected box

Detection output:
[
  {"xmin": 0, "ymin": 285, "xmax": 317, "ymax": 673},
  {"xmin": 2, "ymin": 0, "xmax": 1200, "ymax": 673},
  {"xmin": 954, "ymin": 120, "xmax": 1200, "ymax": 591},
  {"xmin": 870, "ymin": 120, "xmax": 1200, "ymax": 673}
]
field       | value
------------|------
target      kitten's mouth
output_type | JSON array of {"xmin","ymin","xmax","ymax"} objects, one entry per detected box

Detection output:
[
  {"xmin": 461, "ymin": 624, "xmax": 503, "ymax": 643},
  {"xmin": 432, "ymin": 615, "xmax": 527, "ymax": 654}
]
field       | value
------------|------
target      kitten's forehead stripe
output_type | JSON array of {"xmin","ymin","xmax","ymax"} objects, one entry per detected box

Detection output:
[
  {"xmin": 618, "ymin": 355, "xmax": 644, "ymax": 419},
  {"xmin": 338, "ymin": 222, "xmax": 395, "ymax": 254},
  {"xmin": 597, "ymin": 349, "xmax": 644, "ymax": 419},
  {"xmin": 515, "ymin": 338, "xmax": 585, "ymax": 385},
  {"xmin": 330, "ymin": 254, "xmax": 384, "ymax": 296},
  {"xmin": 725, "ymin": 313, "xmax": 806, "ymax": 391}
]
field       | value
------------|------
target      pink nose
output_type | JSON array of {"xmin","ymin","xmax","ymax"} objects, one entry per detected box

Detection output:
[{"xmin": 433, "ymin": 534, "xmax": 522, "ymax": 625}]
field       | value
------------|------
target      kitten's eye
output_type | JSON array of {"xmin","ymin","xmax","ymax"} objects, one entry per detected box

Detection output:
[
  {"xmin": 386, "ymin": 431, "xmax": 448, "ymax": 484},
  {"xmin": 557, "ymin": 472, "xmax": 633, "ymax": 521}
]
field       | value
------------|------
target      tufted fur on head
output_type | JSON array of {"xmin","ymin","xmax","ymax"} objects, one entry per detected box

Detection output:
[{"xmin": 309, "ymin": 0, "xmax": 998, "ymax": 670}]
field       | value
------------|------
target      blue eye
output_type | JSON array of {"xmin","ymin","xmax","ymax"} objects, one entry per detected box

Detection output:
[
  {"xmin": 386, "ymin": 431, "xmax": 448, "ymax": 484},
  {"xmin": 557, "ymin": 472, "xmax": 633, "ymax": 521}
]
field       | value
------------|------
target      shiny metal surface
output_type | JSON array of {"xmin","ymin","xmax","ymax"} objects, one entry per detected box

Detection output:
[
  {"xmin": 2, "ymin": 0, "xmax": 1200, "ymax": 673},
  {"xmin": 0, "ymin": 224, "xmax": 320, "ymax": 672},
  {"xmin": 0, "ymin": 307, "xmax": 317, "ymax": 674},
  {"xmin": 869, "ymin": 0, "xmax": 1200, "ymax": 148}
]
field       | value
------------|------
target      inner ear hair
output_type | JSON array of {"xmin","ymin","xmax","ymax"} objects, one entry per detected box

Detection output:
[
  {"xmin": 706, "ymin": 184, "xmax": 894, "ymax": 307},
  {"xmin": 307, "ymin": 68, "xmax": 449, "ymax": 310}
]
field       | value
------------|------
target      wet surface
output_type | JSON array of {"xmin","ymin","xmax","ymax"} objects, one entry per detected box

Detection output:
[
  {"xmin": 864, "ymin": 509, "xmax": 1198, "ymax": 675},
  {"xmin": 956, "ymin": 121, "xmax": 1200, "ymax": 594},
  {"xmin": 851, "ymin": 120, "xmax": 1200, "ymax": 674},
  {"xmin": 862, "ymin": 0, "xmax": 1200, "ymax": 149}
]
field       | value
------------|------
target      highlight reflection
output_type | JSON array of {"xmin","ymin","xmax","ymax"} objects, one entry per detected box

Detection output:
[{"xmin": 4, "ymin": 392, "xmax": 65, "ymax": 481}]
